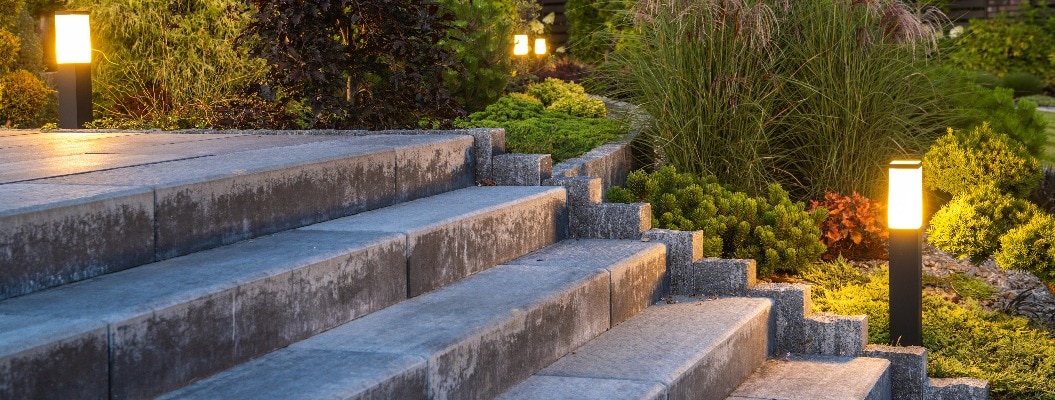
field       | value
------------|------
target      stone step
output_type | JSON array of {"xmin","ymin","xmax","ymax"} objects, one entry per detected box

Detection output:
[
  {"xmin": 0, "ymin": 133, "xmax": 476, "ymax": 300},
  {"xmin": 499, "ymin": 296, "xmax": 772, "ymax": 400},
  {"xmin": 728, "ymin": 356, "xmax": 892, "ymax": 400},
  {"xmin": 160, "ymin": 239, "xmax": 667, "ymax": 400},
  {"xmin": 0, "ymin": 185, "xmax": 564, "ymax": 400}
]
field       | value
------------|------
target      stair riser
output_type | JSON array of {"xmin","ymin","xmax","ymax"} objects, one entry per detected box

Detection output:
[
  {"xmin": 429, "ymin": 275, "xmax": 611, "ymax": 400},
  {"xmin": 406, "ymin": 196, "xmax": 567, "ymax": 297},
  {"xmin": 0, "ymin": 318, "xmax": 108, "ymax": 399},
  {"xmin": 0, "ymin": 135, "xmax": 474, "ymax": 301},
  {"xmin": 0, "ymin": 185, "xmax": 154, "ymax": 301},
  {"xmin": 110, "ymin": 239, "xmax": 407, "ymax": 400},
  {"xmin": 674, "ymin": 313, "xmax": 770, "ymax": 399}
]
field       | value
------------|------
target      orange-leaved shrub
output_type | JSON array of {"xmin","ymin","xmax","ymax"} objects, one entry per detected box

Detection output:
[{"xmin": 809, "ymin": 191, "xmax": 888, "ymax": 261}]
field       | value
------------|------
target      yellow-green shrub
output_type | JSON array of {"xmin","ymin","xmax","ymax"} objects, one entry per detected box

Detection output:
[
  {"xmin": 926, "ymin": 186, "xmax": 1040, "ymax": 263},
  {"xmin": 0, "ymin": 69, "xmax": 51, "ymax": 127},
  {"xmin": 995, "ymin": 213, "xmax": 1055, "ymax": 283},
  {"xmin": 547, "ymin": 95, "xmax": 606, "ymax": 118},
  {"xmin": 923, "ymin": 123, "xmax": 1042, "ymax": 198},
  {"xmin": 526, "ymin": 77, "xmax": 586, "ymax": 106}
]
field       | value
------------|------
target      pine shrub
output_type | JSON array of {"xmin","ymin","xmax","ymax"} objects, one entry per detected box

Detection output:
[
  {"xmin": 926, "ymin": 187, "xmax": 1040, "ymax": 263},
  {"xmin": 606, "ymin": 166, "xmax": 827, "ymax": 277},
  {"xmin": 0, "ymin": 69, "xmax": 51, "ymax": 127},
  {"xmin": 995, "ymin": 213, "xmax": 1055, "ymax": 283},
  {"xmin": 923, "ymin": 123, "xmax": 1042, "ymax": 198}
]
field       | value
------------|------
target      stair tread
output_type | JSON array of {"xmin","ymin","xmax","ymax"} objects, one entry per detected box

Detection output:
[
  {"xmin": 304, "ymin": 185, "xmax": 562, "ymax": 233},
  {"xmin": 162, "ymin": 239, "xmax": 665, "ymax": 399},
  {"xmin": 538, "ymin": 297, "xmax": 770, "ymax": 383},
  {"xmin": 728, "ymin": 356, "xmax": 892, "ymax": 400}
]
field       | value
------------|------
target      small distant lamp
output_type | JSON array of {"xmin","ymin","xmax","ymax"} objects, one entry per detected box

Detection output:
[
  {"xmin": 888, "ymin": 160, "xmax": 923, "ymax": 347},
  {"xmin": 534, "ymin": 38, "xmax": 547, "ymax": 55},
  {"xmin": 513, "ymin": 35, "xmax": 530, "ymax": 56},
  {"xmin": 55, "ymin": 12, "xmax": 93, "ymax": 128}
]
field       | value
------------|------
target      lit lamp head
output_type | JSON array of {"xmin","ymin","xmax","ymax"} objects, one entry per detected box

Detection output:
[
  {"xmin": 534, "ymin": 38, "xmax": 547, "ymax": 55},
  {"xmin": 888, "ymin": 160, "xmax": 923, "ymax": 230},
  {"xmin": 55, "ymin": 12, "xmax": 91, "ymax": 64},
  {"xmin": 54, "ymin": 11, "xmax": 93, "ymax": 129},
  {"xmin": 513, "ymin": 35, "xmax": 529, "ymax": 56}
]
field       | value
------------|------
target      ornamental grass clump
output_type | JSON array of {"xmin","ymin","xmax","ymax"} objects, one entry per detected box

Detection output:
[
  {"xmin": 606, "ymin": 166, "xmax": 827, "ymax": 277},
  {"xmin": 603, "ymin": 0, "xmax": 956, "ymax": 199}
]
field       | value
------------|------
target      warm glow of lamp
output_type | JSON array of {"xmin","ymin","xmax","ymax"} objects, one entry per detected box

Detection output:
[
  {"xmin": 513, "ymin": 35, "xmax": 529, "ymax": 56},
  {"xmin": 55, "ymin": 13, "xmax": 91, "ymax": 64},
  {"xmin": 534, "ymin": 38, "xmax": 547, "ymax": 55},
  {"xmin": 888, "ymin": 160, "xmax": 923, "ymax": 230}
]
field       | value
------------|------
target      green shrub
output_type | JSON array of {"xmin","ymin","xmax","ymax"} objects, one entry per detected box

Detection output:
[
  {"xmin": 995, "ymin": 213, "xmax": 1055, "ymax": 283},
  {"xmin": 1019, "ymin": 94, "xmax": 1055, "ymax": 107},
  {"xmin": 68, "ymin": 0, "xmax": 267, "ymax": 127},
  {"xmin": 998, "ymin": 71, "xmax": 1046, "ymax": 97},
  {"xmin": 606, "ymin": 166, "xmax": 827, "ymax": 276},
  {"xmin": 927, "ymin": 187, "xmax": 1040, "ymax": 263},
  {"xmin": 923, "ymin": 123, "xmax": 1043, "ymax": 198},
  {"xmin": 245, "ymin": 0, "xmax": 464, "ymax": 129},
  {"xmin": 564, "ymin": 0, "xmax": 633, "ymax": 65},
  {"xmin": 526, "ymin": 77, "xmax": 587, "ymax": 107},
  {"xmin": 950, "ymin": 84, "xmax": 1048, "ymax": 158},
  {"xmin": 806, "ymin": 263, "xmax": 1055, "ymax": 399},
  {"xmin": 439, "ymin": 0, "xmax": 528, "ymax": 112},
  {"xmin": 0, "ymin": 69, "xmax": 51, "ymax": 126},
  {"xmin": 605, "ymin": 0, "xmax": 956, "ymax": 199},
  {"xmin": 547, "ymin": 95, "xmax": 606, "ymax": 118},
  {"xmin": 457, "ymin": 94, "xmax": 624, "ymax": 162},
  {"xmin": 949, "ymin": 16, "xmax": 1055, "ymax": 85},
  {"xmin": 948, "ymin": 273, "xmax": 996, "ymax": 301}
]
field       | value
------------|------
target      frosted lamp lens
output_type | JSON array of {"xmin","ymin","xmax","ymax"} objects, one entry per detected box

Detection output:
[
  {"xmin": 55, "ymin": 14, "xmax": 91, "ymax": 64},
  {"xmin": 888, "ymin": 161, "xmax": 923, "ymax": 230},
  {"xmin": 534, "ymin": 38, "xmax": 547, "ymax": 55},
  {"xmin": 513, "ymin": 35, "xmax": 529, "ymax": 56}
]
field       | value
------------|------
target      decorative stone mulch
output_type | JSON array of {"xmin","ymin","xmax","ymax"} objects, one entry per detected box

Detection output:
[{"xmin": 920, "ymin": 243, "xmax": 1055, "ymax": 329}]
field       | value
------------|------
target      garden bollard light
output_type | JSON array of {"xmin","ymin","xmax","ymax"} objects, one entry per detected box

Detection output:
[
  {"xmin": 888, "ymin": 160, "xmax": 923, "ymax": 347},
  {"xmin": 55, "ymin": 12, "xmax": 93, "ymax": 129}
]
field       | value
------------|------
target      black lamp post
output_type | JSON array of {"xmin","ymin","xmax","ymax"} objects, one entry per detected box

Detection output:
[
  {"xmin": 55, "ymin": 12, "xmax": 92, "ymax": 129},
  {"xmin": 888, "ymin": 160, "xmax": 924, "ymax": 347}
]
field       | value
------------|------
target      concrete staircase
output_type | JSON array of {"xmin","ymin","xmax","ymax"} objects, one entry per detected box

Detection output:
[{"xmin": 1, "ymin": 129, "xmax": 900, "ymax": 399}]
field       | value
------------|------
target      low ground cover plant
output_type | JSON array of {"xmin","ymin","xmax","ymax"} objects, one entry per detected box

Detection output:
[
  {"xmin": 456, "ymin": 82, "xmax": 625, "ymax": 162},
  {"xmin": 801, "ymin": 261, "xmax": 1055, "ymax": 399},
  {"xmin": 606, "ymin": 166, "xmax": 827, "ymax": 277}
]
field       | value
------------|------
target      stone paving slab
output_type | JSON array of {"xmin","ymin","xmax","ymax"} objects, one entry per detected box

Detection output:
[
  {"xmin": 303, "ymin": 185, "xmax": 567, "ymax": 297},
  {"xmin": 0, "ymin": 230, "xmax": 407, "ymax": 399},
  {"xmin": 517, "ymin": 297, "xmax": 772, "ymax": 400},
  {"xmin": 728, "ymin": 356, "xmax": 892, "ymax": 400},
  {"xmin": 499, "ymin": 375, "xmax": 666, "ymax": 400},
  {"xmin": 0, "ymin": 315, "xmax": 109, "ymax": 399},
  {"xmin": 165, "ymin": 239, "xmax": 665, "ymax": 400},
  {"xmin": 0, "ymin": 183, "xmax": 154, "ymax": 299}
]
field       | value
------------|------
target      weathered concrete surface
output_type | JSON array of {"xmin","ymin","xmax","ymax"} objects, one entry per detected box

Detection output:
[
  {"xmin": 493, "ymin": 153, "xmax": 552, "ymax": 186},
  {"xmin": 572, "ymin": 202, "xmax": 651, "ymax": 239},
  {"xmin": 729, "ymin": 356, "xmax": 892, "ymax": 400},
  {"xmin": 160, "ymin": 350, "xmax": 428, "ymax": 400},
  {"xmin": 282, "ymin": 262, "xmax": 612, "ymax": 400},
  {"xmin": 864, "ymin": 344, "xmax": 927, "ymax": 400},
  {"xmin": 552, "ymin": 141, "xmax": 636, "ymax": 192},
  {"xmin": 304, "ymin": 186, "xmax": 567, "ymax": 297},
  {"xmin": 0, "ymin": 183, "xmax": 154, "ymax": 300},
  {"xmin": 0, "ymin": 230, "xmax": 406, "ymax": 399},
  {"xmin": 0, "ymin": 315, "xmax": 109, "ymax": 399},
  {"xmin": 642, "ymin": 229, "xmax": 702, "ymax": 295},
  {"xmin": 805, "ymin": 313, "xmax": 868, "ymax": 357},
  {"xmin": 749, "ymin": 283, "xmax": 811, "ymax": 356},
  {"xmin": 498, "ymin": 375, "xmax": 666, "ymax": 400},
  {"xmin": 35, "ymin": 135, "xmax": 470, "ymax": 260},
  {"xmin": 534, "ymin": 297, "xmax": 772, "ymax": 400},
  {"xmin": 926, "ymin": 378, "xmax": 990, "ymax": 400},
  {"xmin": 505, "ymin": 239, "xmax": 666, "ymax": 326},
  {"xmin": 545, "ymin": 176, "xmax": 602, "ymax": 207},
  {"xmin": 692, "ymin": 258, "xmax": 757, "ymax": 296}
]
